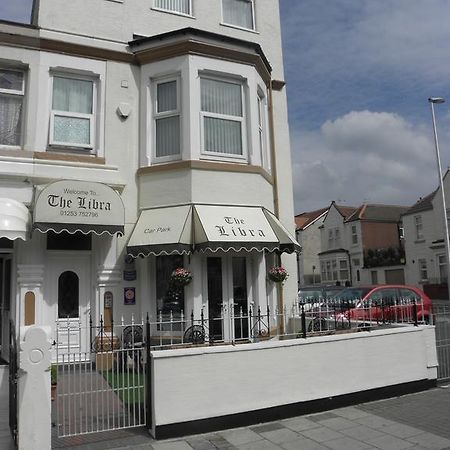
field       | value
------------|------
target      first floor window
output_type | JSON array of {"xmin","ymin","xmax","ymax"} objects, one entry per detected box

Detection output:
[
  {"xmin": 339, "ymin": 260, "xmax": 348, "ymax": 280},
  {"xmin": 414, "ymin": 216, "xmax": 424, "ymax": 240},
  {"xmin": 418, "ymin": 258, "xmax": 428, "ymax": 281},
  {"xmin": 438, "ymin": 254, "xmax": 447, "ymax": 284},
  {"xmin": 0, "ymin": 68, "xmax": 24, "ymax": 146},
  {"xmin": 153, "ymin": 0, "xmax": 191, "ymax": 15},
  {"xmin": 154, "ymin": 77, "xmax": 180, "ymax": 159},
  {"xmin": 222, "ymin": 0, "xmax": 255, "ymax": 30},
  {"xmin": 351, "ymin": 225, "xmax": 358, "ymax": 244},
  {"xmin": 200, "ymin": 76, "xmax": 244, "ymax": 157},
  {"xmin": 50, "ymin": 75, "xmax": 95, "ymax": 149}
]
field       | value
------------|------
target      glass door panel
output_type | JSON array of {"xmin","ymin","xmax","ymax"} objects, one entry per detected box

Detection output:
[
  {"xmin": 207, "ymin": 257, "xmax": 223, "ymax": 341},
  {"xmin": 232, "ymin": 257, "xmax": 248, "ymax": 340}
]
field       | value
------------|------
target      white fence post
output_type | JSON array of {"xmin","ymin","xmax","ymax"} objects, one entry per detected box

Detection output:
[{"xmin": 19, "ymin": 326, "xmax": 52, "ymax": 450}]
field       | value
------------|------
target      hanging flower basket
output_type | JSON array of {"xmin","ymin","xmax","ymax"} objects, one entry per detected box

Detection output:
[
  {"xmin": 268, "ymin": 266, "xmax": 288, "ymax": 283},
  {"xmin": 170, "ymin": 267, "xmax": 192, "ymax": 287}
]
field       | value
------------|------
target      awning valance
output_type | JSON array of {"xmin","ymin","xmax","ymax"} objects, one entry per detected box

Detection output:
[
  {"xmin": 33, "ymin": 180, "xmax": 125, "ymax": 236},
  {"xmin": 127, "ymin": 204, "xmax": 300, "ymax": 257},
  {"xmin": 0, "ymin": 198, "xmax": 30, "ymax": 241}
]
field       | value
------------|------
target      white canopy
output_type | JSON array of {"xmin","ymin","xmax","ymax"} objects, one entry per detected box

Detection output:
[{"xmin": 0, "ymin": 198, "xmax": 30, "ymax": 241}]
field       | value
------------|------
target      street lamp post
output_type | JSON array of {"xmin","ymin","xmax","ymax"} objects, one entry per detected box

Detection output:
[{"xmin": 428, "ymin": 97, "xmax": 450, "ymax": 297}]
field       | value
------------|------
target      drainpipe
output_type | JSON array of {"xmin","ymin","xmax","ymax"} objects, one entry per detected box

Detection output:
[{"xmin": 268, "ymin": 80, "xmax": 284, "ymax": 331}]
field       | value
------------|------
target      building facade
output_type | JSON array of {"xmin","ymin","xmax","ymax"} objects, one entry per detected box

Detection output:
[
  {"xmin": 318, "ymin": 202, "xmax": 406, "ymax": 287},
  {"xmin": 0, "ymin": 0, "xmax": 298, "ymax": 359},
  {"xmin": 402, "ymin": 173, "xmax": 449, "ymax": 296}
]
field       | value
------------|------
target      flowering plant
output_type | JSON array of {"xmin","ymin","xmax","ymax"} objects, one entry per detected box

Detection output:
[
  {"xmin": 170, "ymin": 267, "xmax": 192, "ymax": 287},
  {"xmin": 268, "ymin": 266, "xmax": 288, "ymax": 283}
]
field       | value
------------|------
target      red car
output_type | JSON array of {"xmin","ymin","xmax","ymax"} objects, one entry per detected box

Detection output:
[{"xmin": 336, "ymin": 285, "xmax": 433, "ymax": 325}]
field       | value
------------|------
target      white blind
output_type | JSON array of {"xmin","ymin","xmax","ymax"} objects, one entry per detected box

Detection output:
[
  {"xmin": 156, "ymin": 116, "xmax": 180, "ymax": 157},
  {"xmin": 222, "ymin": 0, "xmax": 254, "ymax": 29},
  {"xmin": 157, "ymin": 80, "xmax": 177, "ymax": 113},
  {"xmin": 53, "ymin": 77, "xmax": 93, "ymax": 114},
  {"xmin": 154, "ymin": 0, "xmax": 190, "ymax": 14},
  {"xmin": 201, "ymin": 78, "xmax": 242, "ymax": 117},
  {"xmin": 201, "ymin": 78, "xmax": 243, "ymax": 155}
]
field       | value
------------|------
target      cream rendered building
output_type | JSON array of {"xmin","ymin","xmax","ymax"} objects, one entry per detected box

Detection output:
[{"xmin": 0, "ymin": 0, "xmax": 298, "ymax": 357}]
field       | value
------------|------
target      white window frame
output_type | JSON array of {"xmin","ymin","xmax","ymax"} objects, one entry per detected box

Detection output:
[
  {"xmin": 0, "ymin": 68, "xmax": 25, "ymax": 148},
  {"xmin": 437, "ymin": 253, "xmax": 447, "ymax": 284},
  {"xmin": 199, "ymin": 74, "xmax": 247, "ymax": 161},
  {"xmin": 334, "ymin": 228, "xmax": 341, "ymax": 247},
  {"xmin": 152, "ymin": 0, "xmax": 193, "ymax": 17},
  {"xmin": 221, "ymin": 0, "xmax": 256, "ymax": 32},
  {"xmin": 418, "ymin": 258, "xmax": 428, "ymax": 281},
  {"xmin": 414, "ymin": 215, "xmax": 424, "ymax": 240},
  {"xmin": 49, "ymin": 73, "xmax": 96, "ymax": 151},
  {"xmin": 351, "ymin": 225, "xmax": 358, "ymax": 245},
  {"xmin": 152, "ymin": 75, "xmax": 181, "ymax": 163},
  {"xmin": 328, "ymin": 229, "xmax": 334, "ymax": 249}
]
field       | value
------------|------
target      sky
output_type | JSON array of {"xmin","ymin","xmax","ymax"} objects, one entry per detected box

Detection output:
[{"xmin": 1, "ymin": 1, "xmax": 450, "ymax": 215}]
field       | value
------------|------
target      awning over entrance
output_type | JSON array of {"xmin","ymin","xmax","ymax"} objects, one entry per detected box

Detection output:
[
  {"xmin": 0, "ymin": 198, "xmax": 30, "ymax": 241},
  {"xmin": 127, "ymin": 204, "xmax": 300, "ymax": 257},
  {"xmin": 33, "ymin": 180, "xmax": 125, "ymax": 236}
]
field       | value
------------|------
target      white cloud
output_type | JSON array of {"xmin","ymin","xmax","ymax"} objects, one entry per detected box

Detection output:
[{"xmin": 291, "ymin": 110, "xmax": 440, "ymax": 214}]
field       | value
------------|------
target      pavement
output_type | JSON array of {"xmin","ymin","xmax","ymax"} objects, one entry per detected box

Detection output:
[{"xmin": 50, "ymin": 385, "xmax": 450, "ymax": 450}]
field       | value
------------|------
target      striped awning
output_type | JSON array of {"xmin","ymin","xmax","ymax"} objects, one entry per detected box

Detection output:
[{"xmin": 127, "ymin": 204, "xmax": 300, "ymax": 257}]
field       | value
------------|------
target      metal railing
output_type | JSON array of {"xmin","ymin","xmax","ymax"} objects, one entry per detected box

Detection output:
[
  {"xmin": 433, "ymin": 304, "xmax": 450, "ymax": 381},
  {"xmin": 54, "ymin": 316, "xmax": 149, "ymax": 438}
]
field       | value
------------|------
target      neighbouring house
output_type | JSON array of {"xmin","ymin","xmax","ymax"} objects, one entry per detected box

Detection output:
[
  {"xmin": 295, "ymin": 207, "xmax": 328, "ymax": 286},
  {"xmin": 402, "ymin": 172, "xmax": 449, "ymax": 299},
  {"xmin": 318, "ymin": 201, "xmax": 407, "ymax": 287},
  {"xmin": 317, "ymin": 202, "xmax": 357, "ymax": 286},
  {"xmin": 0, "ymin": 0, "xmax": 299, "ymax": 362}
]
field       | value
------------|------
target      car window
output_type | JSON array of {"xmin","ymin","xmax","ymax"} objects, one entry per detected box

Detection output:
[
  {"xmin": 332, "ymin": 288, "xmax": 371, "ymax": 307},
  {"xmin": 381, "ymin": 288, "xmax": 397, "ymax": 306},
  {"xmin": 399, "ymin": 288, "xmax": 421, "ymax": 304},
  {"xmin": 298, "ymin": 289, "xmax": 323, "ymax": 303}
]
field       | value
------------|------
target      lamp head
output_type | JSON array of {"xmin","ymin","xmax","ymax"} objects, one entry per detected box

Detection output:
[{"xmin": 429, "ymin": 97, "xmax": 446, "ymax": 104}]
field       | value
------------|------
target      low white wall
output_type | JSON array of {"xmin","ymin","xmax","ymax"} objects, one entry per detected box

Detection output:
[{"xmin": 152, "ymin": 326, "xmax": 437, "ymax": 427}]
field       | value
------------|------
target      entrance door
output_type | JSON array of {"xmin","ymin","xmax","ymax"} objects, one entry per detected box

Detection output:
[
  {"xmin": 0, "ymin": 256, "xmax": 12, "ymax": 357},
  {"xmin": 46, "ymin": 254, "xmax": 91, "ymax": 359},
  {"xmin": 206, "ymin": 255, "xmax": 249, "ymax": 342}
]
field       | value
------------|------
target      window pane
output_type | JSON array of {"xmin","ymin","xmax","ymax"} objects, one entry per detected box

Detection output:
[
  {"xmin": 223, "ymin": 0, "xmax": 253, "ymax": 29},
  {"xmin": 54, "ymin": 115, "xmax": 90, "ymax": 145},
  {"xmin": 157, "ymin": 80, "xmax": 177, "ymax": 113},
  {"xmin": 156, "ymin": 116, "xmax": 180, "ymax": 157},
  {"xmin": 53, "ymin": 77, "xmax": 93, "ymax": 114},
  {"xmin": 154, "ymin": 0, "xmax": 190, "ymax": 14},
  {"xmin": 0, "ymin": 95, "xmax": 22, "ymax": 145},
  {"xmin": 204, "ymin": 117, "xmax": 242, "ymax": 154},
  {"xmin": 58, "ymin": 271, "xmax": 79, "ymax": 318},
  {"xmin": 201, "ymin": 78, "xmax": 242, "ymax": 116},
  {"xmin": 0, "ymin": 69, "xmax": 23, "ymax": 91}
]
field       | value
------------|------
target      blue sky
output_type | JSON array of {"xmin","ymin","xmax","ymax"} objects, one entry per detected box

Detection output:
[{"xmin": 1, "ymin": 0, "xmax": 449, "ymax": 214}]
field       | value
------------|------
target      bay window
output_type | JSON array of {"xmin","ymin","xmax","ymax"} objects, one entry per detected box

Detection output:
[
  {"xmin": 222, "ymin": 0, "xmax": 255, "ymax": 30},
  {"xmin": 50, "ymin": 75, "xmax": 95, "ymax": 150},
  {"xmin": 153, "ymin": 0, "xmax": 192, "ymax": 15},
  {"xmin": 0, "ymin": 68, "xmax": 24, "ymax": 147},
  {"xmin": 154, "ymin": 77, "xmax": 180, "ymax": 160},
  {"xmin": 200, "ymin": 77, "xmax": 245, "ymax": 158}
]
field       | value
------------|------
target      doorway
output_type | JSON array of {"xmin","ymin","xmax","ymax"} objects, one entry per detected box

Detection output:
[
  {"xmin": 0, "ymin": 255, "xmax": 12, "ymax": 358},
  {"xmin": 46, "ymin": 253, "xmax": 91, "ymax": 358},
  {"xmin": 206, "ymin": 255, "xmax": 250, "ymax": 342}
]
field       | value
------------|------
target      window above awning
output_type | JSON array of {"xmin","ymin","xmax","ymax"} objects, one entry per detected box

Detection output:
[
  {"xmin": 33, "ymin": 180, "xmax": 125, "ymax": 236},
  {"xmin": 0, "ymin": 198, "xmax": 30, "ymax": 241},
  {"xmin": 127, "ymin": 204, "xmax": 300, "ymax": 257}
]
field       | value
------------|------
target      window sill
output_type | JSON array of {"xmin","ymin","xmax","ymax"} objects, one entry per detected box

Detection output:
[
  {"xmin": 220, "ymin": 22, "xmax": 258, "ymax": 34},
  {"xmin": 151, "ymin": 7, "xmax": 195, "ymax": 19},
  {"xmin": 35, "ymin": 151, "xmax": 105, "ymax": 165}
]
